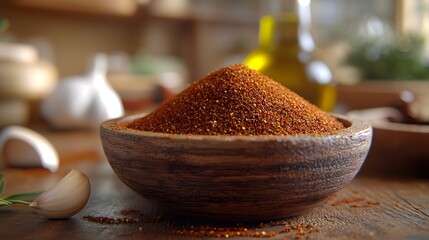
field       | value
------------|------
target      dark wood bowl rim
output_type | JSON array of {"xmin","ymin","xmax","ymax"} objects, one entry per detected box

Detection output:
[{"xmin": 101, "ymin": 113, "xmax": 371, "ymax": 142}]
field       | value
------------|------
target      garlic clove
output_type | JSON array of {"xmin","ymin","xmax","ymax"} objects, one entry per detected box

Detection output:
[
  {"xmin": 40, "ymin": 53, "xmax": 124, "ymax": 129},
  {"xmin": 30, "ymin": 169, "xmax": 91, "ymax": 219},
  {"xmin": 0, "ymin": 126, "xmax": 59, "ymax": 172}
]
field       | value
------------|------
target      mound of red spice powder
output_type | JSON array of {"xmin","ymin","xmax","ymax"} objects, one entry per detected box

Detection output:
[{"xmin": 126, "ymin": 64, "xmax": 344, "ymax": 135}]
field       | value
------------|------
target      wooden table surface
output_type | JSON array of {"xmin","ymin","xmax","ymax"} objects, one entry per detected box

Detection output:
[{"xmin": 0, "ymin": 130, "xmax": 428, "ymax": 240}]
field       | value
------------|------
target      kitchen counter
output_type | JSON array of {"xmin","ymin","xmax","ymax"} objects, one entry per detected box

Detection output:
[{"xmin": 0, "ymin": 130, "xmax": 428, "ymax": 240}]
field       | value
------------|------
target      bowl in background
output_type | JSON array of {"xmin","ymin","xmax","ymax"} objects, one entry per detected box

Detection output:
[{"xmin": 348, "ymin": 107, "xmax": 429, "ymax": 177}]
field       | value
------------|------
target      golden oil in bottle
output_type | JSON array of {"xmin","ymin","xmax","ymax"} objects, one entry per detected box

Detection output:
[{"xmin": 244, "ymin": 9, "xmax": 336, "ymax": 111}]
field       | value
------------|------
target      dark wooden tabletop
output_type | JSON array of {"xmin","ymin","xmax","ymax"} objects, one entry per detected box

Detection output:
[{"xmin": 0, "ymin": 130, "xmax": 428, "ymax": 240}]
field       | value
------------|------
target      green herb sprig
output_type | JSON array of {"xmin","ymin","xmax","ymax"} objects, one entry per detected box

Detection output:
[
  {"xmin": 0, "ymin": 172, "xmax": 42, "ymax": 206},
  {"xmin": 346, "ymin": 34, "xmax": 429, "ymax": 81}
]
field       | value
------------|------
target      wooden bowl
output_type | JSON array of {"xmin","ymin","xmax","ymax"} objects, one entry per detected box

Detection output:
[
  {"xmin": 348, "ymin": 107, "xmax": 429, "ymax": 177},
  {"xmin": 100, "ymin": 114, "xmax": 372, "ymax": 221}
]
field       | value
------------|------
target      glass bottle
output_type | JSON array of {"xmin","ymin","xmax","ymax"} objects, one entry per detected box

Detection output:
[{"xmin": 243, "ymin": 1, "xmax": 336, "ymax": 112}]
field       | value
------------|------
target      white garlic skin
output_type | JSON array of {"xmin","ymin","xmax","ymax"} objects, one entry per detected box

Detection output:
[
  {"xmin": 0, "ymin": 126, "xmax": 59, "ymax": 172},
  {"xmin": 30, "ymin": 169, "xmax": 91, "ymax": 219},
  {"xmin": 41, "ymin": 53, "xmax": 124, "ymax": 129}
]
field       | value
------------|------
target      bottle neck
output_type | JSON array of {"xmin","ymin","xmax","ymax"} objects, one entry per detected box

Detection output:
[
  {"xmin": 259, "ymin": 8, "xmax": 315, "ymax": 53},
  {"xmin": 258, "ymin": 13, "xmax": 299, "ymax": 55}
]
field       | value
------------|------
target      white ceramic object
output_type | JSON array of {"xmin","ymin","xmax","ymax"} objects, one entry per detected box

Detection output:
[
  {"xmin": 0, "ymin": 42, "xmax": 38, "ymax": 63},
  {"xmin": 0, "ymin": 126, "xmax": 59, "ymax": 172},
  {"xmin": 41, "ymin": 54, "xmax": 124, "ymax": 129},
  {"xmin": 0, "ymin": 60, "xmax": 57, "ymax": 100}
]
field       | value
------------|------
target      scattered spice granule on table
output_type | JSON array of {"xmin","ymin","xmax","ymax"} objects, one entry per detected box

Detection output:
[
  {"xmin": 141, "ymin": 215, "xmax": 164, "ymax": 223},
  {"xmin": 323, "ymin": 194, "xmax": 338, "ymax": 204},
  {"xmin": 126, "ymin": 64, "xmax": 344, "ymax": 136},
  {"xmin": 172, "ymin": 222, "xmax": 320, "ymax": 239},
  {"xmin": 331, "ymin": 197, "xmax": 366, "ymax": 207},
  {"xmin": 119, "ymin": 208, "xmax": 141, "ymax": 216},
  {"xmin": 83, "ymin": 215, "xmax": 140, "ymax": 224},
  {"xmin": 351, "ymin": 201, "xmax": 381, "ymax": 208},
  {"xmin": 83, "ymin": 209, "xmax": 164, "ymax": 225},
  {"xmin": 83, "ymin": 209, "xmax": 321, "ymax": 239},
  {"xmin": 172, "ymin": 225, "xmax": 277, "ymax": 238},
  {"xmin": 328, "ymin": 194, "xmax": 382, "ymax": 208}
]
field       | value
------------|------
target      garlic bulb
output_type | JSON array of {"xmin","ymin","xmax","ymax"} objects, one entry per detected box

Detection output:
[
  {"xmin": 0, "ymin": 126, "xmax": 59, "ymax": 172},
  {"xmin": 41, "ymin": 53, "xmax": 124, "ymax": 129},
  {"xmin": 30, "ymin": 169, "xmax": 91, "ymax": 219}
]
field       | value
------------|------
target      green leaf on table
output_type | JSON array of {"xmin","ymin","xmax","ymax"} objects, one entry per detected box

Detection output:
[
  {"xmin": 8, "ymin": 200, "xmax": 31, "ymax": 205},
  {"xmin": 4, "ymin": 191, "xmax": 42, "ymax": 201},
  {"xmin": 0, "ymin": 181, "xmax": 4, "ymax": 193},
  {"xmin": 0, "ymin": 173, "xmax": 42, "ymax": 206},
  {"xmin": 0, "ymin": 199, "xmax": 12, "ymax": 206},
  {"xmin": 0, "ymin": 176, "xmax": 5, "ymax": 194}
]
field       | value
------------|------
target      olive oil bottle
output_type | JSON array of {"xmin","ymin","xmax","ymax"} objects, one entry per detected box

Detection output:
[{"xmin": 243, "ymin": 5, "xmax": 336, "ymax": 111}]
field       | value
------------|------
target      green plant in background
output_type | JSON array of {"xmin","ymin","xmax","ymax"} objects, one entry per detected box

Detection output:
[
  {"xmin": 0, "ymin": 172, "xmax": 41, "ymax": 206},
  {"xmin": 346, "ymin": 34, "xmax": 429, "ymax": 81},
  {"xmin": 0, "ymin": 19, "xmax": 9, "ymax": 34}
]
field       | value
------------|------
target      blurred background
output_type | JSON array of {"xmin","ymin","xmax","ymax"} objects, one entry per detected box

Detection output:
[{"xmin": 0, "ymin": 0, "xmax": 428, "ymax": 176}]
